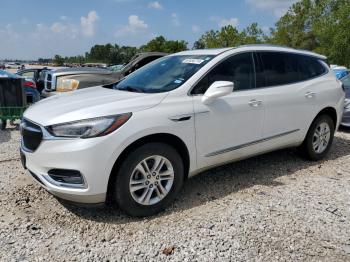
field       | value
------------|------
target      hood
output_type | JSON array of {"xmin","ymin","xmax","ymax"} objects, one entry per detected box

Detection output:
[{"xmin": 24, "ymin": 86, "xmax": 168, "ymax": 126}]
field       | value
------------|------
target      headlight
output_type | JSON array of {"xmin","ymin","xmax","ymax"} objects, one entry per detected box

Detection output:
[
  {"xmin": 46, "ymin": 113, "xmax": 132, "ymax": 138},
  {"xmin": 56, "ymin": 78, "xmax": 79, "ymax": 92}
]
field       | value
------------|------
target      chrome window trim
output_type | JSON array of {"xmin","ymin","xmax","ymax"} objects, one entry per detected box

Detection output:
[
  {"xmin": 188, "ymin": 50, "xmax": 330, "ymax": 96},
  {"xmin": 205, "ymin": 129, "xmax": 300, "ymax": 157}
]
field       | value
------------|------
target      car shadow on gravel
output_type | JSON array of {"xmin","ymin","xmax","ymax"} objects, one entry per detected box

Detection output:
[{"xmin": 61, "ymin": 134, "xmax": 350, "ymax": 223}]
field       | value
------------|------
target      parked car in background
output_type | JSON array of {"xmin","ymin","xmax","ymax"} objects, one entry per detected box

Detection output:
[
  {"xmin": 17, "ymin": 67, "xmax": 51, "ymax": 94},
  {"xmin": 332, "ymin": 66, "xmax": 349, "ymax": 79},
  {"xmin": 83, "ymin": 63, "xmax": 108, "ymax": 68},
  {"xmin": 42, "ymin": 52, "xmax": 167, "ymax": 97},
  {"xmin": 21, "ymin": 45, "xmax": 344, "ymax": 217},
  {"xmin": 0, "ymin": 63, "xmax": 5, "ymax": 70},
  {"xmin": 108, "ymin": 64, "xmax": 124, "ymax": 72},
  {"xmin": 120, "ymin": 52, "xmax": 167, "ymax": 75},
  {"xmin": 6, "ymin": 62, "xmax": 22, "ymax": 70},
  {"xmin": 0, "ymin": 70, "xmax": 40, "ymax": 103},
  {"xmin": 340, "ymin": 74, "xmax": 350, "ymax": 127},
  {"xmin": 42, "ymin": 68, "xmax": 120, "ymax": 97}
]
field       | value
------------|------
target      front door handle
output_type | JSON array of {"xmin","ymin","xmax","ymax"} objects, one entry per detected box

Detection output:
[
  {"xmin": 249, "ymin": 99, "xmax": 263, "ymax": 107},
  {"xmin": 305, "ymin": 92, "xmax": 316, "ymax": 98},
  {"xmin": 169, "ymin": 114, "xmax": 192, "ymax": 122}
]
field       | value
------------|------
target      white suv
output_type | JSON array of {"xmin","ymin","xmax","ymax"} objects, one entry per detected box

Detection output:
[{"xmin": 20, "ymin": 45, "xmax": 345, "ymax": 216}]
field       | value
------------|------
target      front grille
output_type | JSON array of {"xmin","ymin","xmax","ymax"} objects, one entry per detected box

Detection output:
[{"xmin": 21, "ymin": 119, "xmax": 43, "ymax": 152}]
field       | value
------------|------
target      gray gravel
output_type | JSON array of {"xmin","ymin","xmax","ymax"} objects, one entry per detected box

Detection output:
[{"xmin": 1, "ymin": 126, "xmax": 350, "ymax": 261}]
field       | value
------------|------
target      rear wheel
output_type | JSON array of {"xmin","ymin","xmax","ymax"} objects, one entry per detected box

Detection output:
[
  {"xmin": 112, "ymin": 143, "xmax": 184, "ymax": 217},
  {"xmin": 300, "ymin": 114, "xmax": 335, "ymax": 160},
  {"xmin": 0, "ymin": 119, "xmax": 6, "ymax": 130}
]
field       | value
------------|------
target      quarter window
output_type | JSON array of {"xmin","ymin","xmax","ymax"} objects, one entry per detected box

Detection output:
[
  {"xmin": 297, "ymin": 55, "xmax": 327, "ymax": 80},
  {"xmin": 192, "ymin": 52, "xmax": 255, "ymax": 94}
]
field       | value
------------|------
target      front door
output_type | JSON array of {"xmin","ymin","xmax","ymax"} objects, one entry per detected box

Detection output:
[{"xmin": 191, "ymin": 52, "xmax": 265, "ymax": 169}]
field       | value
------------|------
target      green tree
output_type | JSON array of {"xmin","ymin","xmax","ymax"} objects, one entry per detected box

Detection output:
[
  {"xmin": 141, "ymin": 36, "xmax": 188, "ymax": 53},
  {"xmin": 270, "ymin": 0, "xmax": 350, "ymax": 66},
  {"xmin": 53, "ymin": 55, "xmax": 64, "ymax": 66},
  {"xmin": 194, "ymin": 23, "xmax": 266, "ymax": 49}
]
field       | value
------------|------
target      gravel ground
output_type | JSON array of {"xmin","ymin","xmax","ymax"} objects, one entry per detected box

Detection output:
[{"xmin": 1, "ymin": 126, "xmax": 350, "ymax": 261}]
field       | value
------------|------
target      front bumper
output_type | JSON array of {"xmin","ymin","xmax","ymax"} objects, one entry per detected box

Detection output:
[{"xmin": 20, "ymin": 133, "xmax": 119, "ymax": 204}]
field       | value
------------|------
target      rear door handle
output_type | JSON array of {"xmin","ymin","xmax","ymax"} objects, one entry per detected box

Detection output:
[
  {"xmin": 249, "ymin": 99, "xmax": 263, "ymax": 107},
  {"xmin": 305, "ymin": 92, "xmax": 316, "ymax": 98}
]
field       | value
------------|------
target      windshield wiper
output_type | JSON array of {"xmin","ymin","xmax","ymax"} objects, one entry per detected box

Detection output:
[{"xmin": 116, "ymin": 86, "xmax": 144, "ymax": 93}]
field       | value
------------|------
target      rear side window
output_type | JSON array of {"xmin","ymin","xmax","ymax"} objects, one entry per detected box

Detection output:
[
  {"xmin": 192, "ymin": 52, "xmax": 255, "ymax": 94},
  {"xmin": 258, "ymin": 52, "xmax": 301, "ymax": 87},
  {"xmin": 297, "ymin": 56, "xmax": 327, "ymax": 80},
  {"xmin": 257, "ymin": 52, "xmax": 327, "ymax": 88}
]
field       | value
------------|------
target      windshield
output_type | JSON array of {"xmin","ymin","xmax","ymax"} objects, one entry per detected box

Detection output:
[{"xmin": 113, "ymin": 55, "xmax": 214, "ymax": 93}]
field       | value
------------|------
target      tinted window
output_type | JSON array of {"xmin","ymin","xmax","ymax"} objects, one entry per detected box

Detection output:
[
  {"xmin": 257, "ymin": 52, "xmax": 327, "ymax": 87},
  {"xmin": 192, "ymin": 52, "xmax": 255, "ymax": 94},
  {"xmin": 298, "ymin": 55, "xmax": 327, "ymax": 80},
  {"xmin": 259, "ymin": 52, "xmax": 301, "ymax": 87}
]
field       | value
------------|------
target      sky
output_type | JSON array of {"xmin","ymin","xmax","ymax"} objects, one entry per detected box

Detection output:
[{"xmin": 0, "ymin": 0, "xmax": 298, "ymax": 60}]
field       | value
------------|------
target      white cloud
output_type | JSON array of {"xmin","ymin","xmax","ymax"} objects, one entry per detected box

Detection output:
[
  {"xmin": 115, "ymin": 15, "xmax": 148, "ymax": 36},
  {"xmin": 148, "ymin": 1, "xmax": 163, "ymax": 10},
  {"xmin": 218, "ymin": 17, "xmax": 239, "ymax": 28},
  {"xmin": 129, "ymin": 15, "xmax": 148, "ymax": 30},
  {"xmin": 80, "ymin": 10, "xmax": 99, "ymax": 37},
  {"xmin": 245, "ymin": 0, "xmax": 298, "ymax": 17},
  {"xmin": 171, "ymin": 13, "xmax": 180, "ymax": 27},
  {"xmin": 51, "ymin": 22, "xmax": 66, "ymax": 33},
  {"xmin": 192, "ymin": 25, "xmax": 200, "ymax": 33}
]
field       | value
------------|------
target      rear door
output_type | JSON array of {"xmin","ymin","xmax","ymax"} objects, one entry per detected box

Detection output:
[{"xmin": 256, "ymin": 52, "xmax": 326, "ymax": 146}]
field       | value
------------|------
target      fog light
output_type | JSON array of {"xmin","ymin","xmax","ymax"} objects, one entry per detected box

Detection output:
[{"xmin": 48, "ymin": 169, "xmax": 84, "ymax": 185}]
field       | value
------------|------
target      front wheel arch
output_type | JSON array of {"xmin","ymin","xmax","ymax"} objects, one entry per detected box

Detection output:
[{"xmin": 106, "ymin": 133, "xmax": 190, "ymax": 202}]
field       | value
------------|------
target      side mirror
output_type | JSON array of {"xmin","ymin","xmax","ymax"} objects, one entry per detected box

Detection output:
[{"xmin": 201, "ymin": 81, "xmax": 234, "ymax": 105}]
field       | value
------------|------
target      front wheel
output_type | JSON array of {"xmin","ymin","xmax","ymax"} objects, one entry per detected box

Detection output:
[
  {"xmin": 112, "ymin": 143, "xmax": 184, "ymax": 217},
  {"xmin": 300, "ymin": 114, "xmax": 335, "ymax": 161}
]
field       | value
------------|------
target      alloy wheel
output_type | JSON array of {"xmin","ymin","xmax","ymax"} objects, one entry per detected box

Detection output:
[
  {"xmin": 129, "ymin": 155, "xmax": 174, "ymax": 206},
  {"xmin": 312, "ymin": 121, "xmax": 331, "ymax": 154}
]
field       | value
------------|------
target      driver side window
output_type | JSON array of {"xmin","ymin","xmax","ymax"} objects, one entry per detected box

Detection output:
[{"xmin": 191, "ymin": 52, "xmax": 255, "ymax": 95}]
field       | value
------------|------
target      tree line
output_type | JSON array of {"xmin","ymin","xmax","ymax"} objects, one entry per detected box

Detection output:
[{"xmin": 49, "ymin": 0, "xmax": 350, "ymax": 67}]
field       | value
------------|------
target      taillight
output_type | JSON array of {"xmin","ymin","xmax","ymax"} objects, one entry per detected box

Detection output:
[{"xmin": 24, "ymin": 80, "xmax": 36, "ymax": 88}]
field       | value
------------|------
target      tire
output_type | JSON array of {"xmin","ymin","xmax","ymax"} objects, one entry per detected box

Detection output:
[
  {"xmin": 0, "ymin": 119, "xmax": 6, "ymax": 130},
  {"xmin": 300, "ymin": 114, "xmax": 335, "ymax": 161},
  {"xmin": 112, "ymin": 143, "xmax": 184, "ymax": 217}
]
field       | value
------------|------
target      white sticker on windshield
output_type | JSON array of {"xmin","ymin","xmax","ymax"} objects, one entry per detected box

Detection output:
[{"xmin": 182, "ymin": 59, "xmax": 204, "ymax": 64}]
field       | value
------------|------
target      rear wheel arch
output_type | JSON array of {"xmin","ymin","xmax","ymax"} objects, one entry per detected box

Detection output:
[{"xmin": 106, "ymin": 133, "xmax": 190, "ymax": 200}]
